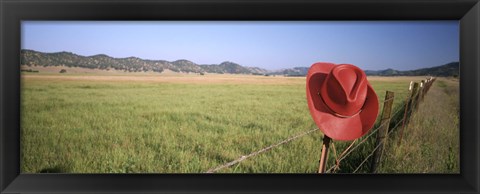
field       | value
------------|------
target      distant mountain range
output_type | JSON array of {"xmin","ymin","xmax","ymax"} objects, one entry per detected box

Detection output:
[
  {"xmin": 21, "ymin": 50, "xmax": 459, "ymax": 77},
  {"xmin": 21, "ymin": 50, "xmax": 268, "ymax": 75},
  {"xmin": 364, "ymin": 62, "xmax": 459, "ymax": 77},
  {"xmin": 267, "ymin": 67, "xmax": 310, "ymax": 77},
  {"xmin": 270, "ymin": 62, "xmax": 459, "ymax": 77}
]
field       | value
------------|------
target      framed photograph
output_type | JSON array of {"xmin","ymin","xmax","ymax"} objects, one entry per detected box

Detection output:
[{"xmin": 1, "ymin": 0, "xmax": 479, "ymax": 193}]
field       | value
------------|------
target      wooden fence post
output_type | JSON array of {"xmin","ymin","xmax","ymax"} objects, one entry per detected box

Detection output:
[
  {"xmin": 420, "ymin": 80, "xmax": 426, "ymax": 101},
  {"xmin": 424, "ymin": 79, "xmax": 429, "ymax": 94},
  {"xmin": 414, "ymin": 82, "xmax": 423, "ymax": 110},
  {"xmin": 371, "ymin": 90, "xmax": 395, "ymax": 173},
  {"xmin": 410, "ymin": 82, "xmax": 420, "ymax": 112},
  {"xmin": 318, "ymin": 135, "xmax": 331, "ymax": 173},
  {"xmin": 429, "ymin": 77, "xmax": 436, "ymax": 92},
  {"xmin": 398, "ymin": 82, "xmax": 419, "ymax": 146}
]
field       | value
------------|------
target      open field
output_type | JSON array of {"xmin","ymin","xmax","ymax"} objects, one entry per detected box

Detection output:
[{"xmin": 20, "ymin": 73, "xmax": 458, "ymax": 173}]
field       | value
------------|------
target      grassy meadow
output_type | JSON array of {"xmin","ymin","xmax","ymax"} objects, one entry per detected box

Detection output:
[{"xmin": 20, "ymin": 72, "xmax": 459, "ymax": 173}]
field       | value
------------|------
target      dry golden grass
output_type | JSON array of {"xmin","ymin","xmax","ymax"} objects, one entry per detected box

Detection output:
[
  {"xmin": 22, "ymin": 68, "xmax": 431, "ymax": 86},
  {"xmin": 22, "ymin": 73, "xmax": 305, "ymax": 85}
]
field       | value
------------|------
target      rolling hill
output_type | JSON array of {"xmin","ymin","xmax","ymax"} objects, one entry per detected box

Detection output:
[
  {"xmin": 272, "ymin": 62, "xmax": 459, "ymax": 77},
  {"xmin": 364, "ymin": 62, "xmax": 459, "ymax": 77},
  {"xmin": 21, "ymin": 50, "xmax": 268, "ymax": 75},
  {"xmin": 267, "ymin": 67, "xmax": 309, "ymax": 77}
]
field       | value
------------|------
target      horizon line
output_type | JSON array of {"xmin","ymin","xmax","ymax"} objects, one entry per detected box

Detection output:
[{"xmin": 21, "ymin": 49, "xmax": 458, "ymax": 72}]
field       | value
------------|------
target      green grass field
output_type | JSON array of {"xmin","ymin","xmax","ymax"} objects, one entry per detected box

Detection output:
[{"xmin": 20, "ymin": 73, "xmax": 458, "ymax": 173}]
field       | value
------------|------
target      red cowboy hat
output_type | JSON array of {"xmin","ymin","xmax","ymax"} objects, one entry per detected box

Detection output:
[{"xmin": 306, "ymin": 62, "xmax": 379, "ymax": 141}]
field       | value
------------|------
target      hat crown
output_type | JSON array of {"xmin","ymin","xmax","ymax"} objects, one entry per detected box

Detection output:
[{"xmin": 320, "ymin": 64, "xmax": 368, "ymax": 116}]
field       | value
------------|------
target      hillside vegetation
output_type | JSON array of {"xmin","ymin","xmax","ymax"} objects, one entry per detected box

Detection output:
[{"xmin": 21, "ymin": 50, "xmax": 268, "ymax": 75}]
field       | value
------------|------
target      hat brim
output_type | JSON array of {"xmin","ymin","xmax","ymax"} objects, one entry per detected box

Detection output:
[{"xmin": 306, "ymin": 63, "xmax": 379, "ymax": 141}]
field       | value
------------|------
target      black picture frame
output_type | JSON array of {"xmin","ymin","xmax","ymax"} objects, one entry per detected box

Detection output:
[{"xmin": 1, "ymin": 0, "xmax": 479, "ymax": 193}]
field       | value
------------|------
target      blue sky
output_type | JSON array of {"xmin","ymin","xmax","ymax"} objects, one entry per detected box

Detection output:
[{"xmin": 22, "ymin": 21, "xmax": 458, "ymax": 71}]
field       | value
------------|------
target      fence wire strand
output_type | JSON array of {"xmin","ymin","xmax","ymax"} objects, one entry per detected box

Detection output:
[
  {"xmin": 383, "ymin": 96, "xmax": 395, "ymax": 103},
  {"xmin": 205, "ymin": 128, "xmax": 318, "ymax": 173},
  {"xmin": 331, "ymin": 139, "xmax": 357, "ymax": 172}
]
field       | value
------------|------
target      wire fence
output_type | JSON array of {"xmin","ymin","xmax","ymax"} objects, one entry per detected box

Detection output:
[
  {"xmin": 326, "ymin": 105, "xmax": 406, "ymax": 173},
  {"xmin": 205, "ymin": 77, "xmax": 436, "ymax": 173},
  {"xmin": 329, "ymin": 85, "xmax": 427, "ymax": 173}
]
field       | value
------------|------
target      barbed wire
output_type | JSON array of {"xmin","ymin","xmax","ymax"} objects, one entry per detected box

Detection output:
[
  {"xmin": 383, "ymin": 96, "xmax": 395, "ymax": 103},
  {"xmin": 330, "ymin": 139, "xmax": 357, "ymax": 173},
  {"xmin": 205, "ymin": 127, "xmax": 319, "ymax": 173}
]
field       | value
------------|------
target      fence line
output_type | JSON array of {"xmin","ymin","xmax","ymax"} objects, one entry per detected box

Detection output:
[
  {"xmin": 207, "ymin": 100, "xmax": 404, "ymax": 173},
  {"xmin": 205, "ymin": 127, "xmax": 318, "ymax": 173},
  {"xmin": 351, "ymin": 77, "xmax": 435, "ymax": 173},
  {"xmin": 205, "ymin": 77, "xmax": 436, "ymax": 173},
  {"xmin": 207, "ymin": 91, "xmax": 420, "ymax": 173},
  {"xmin": 334, "ymin": 93, "xmax": 421, "ymax": 173}
]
